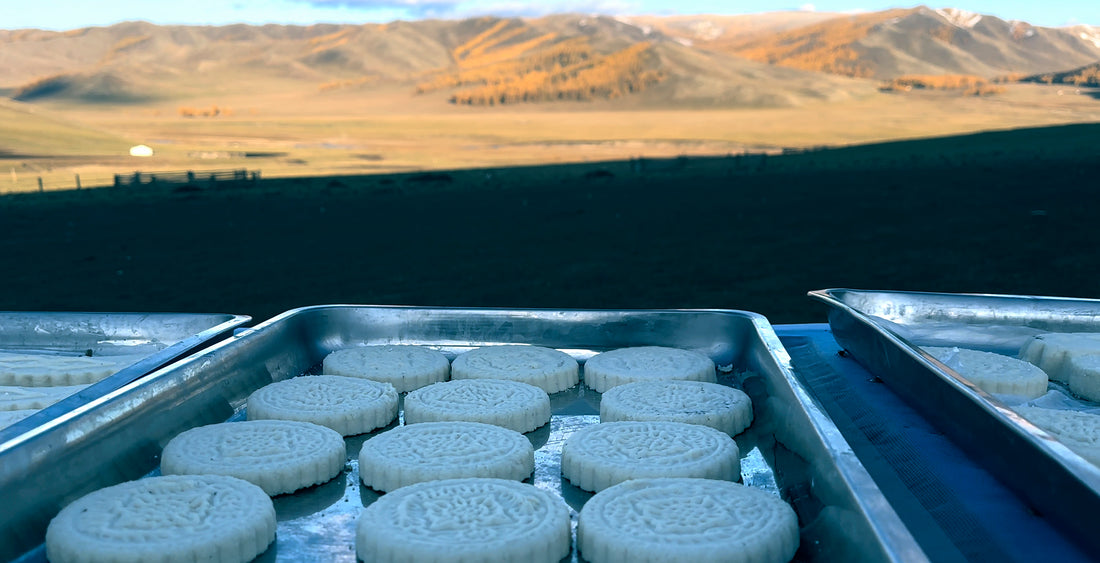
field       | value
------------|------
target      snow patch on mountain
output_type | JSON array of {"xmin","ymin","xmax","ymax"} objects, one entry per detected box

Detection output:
[
  {"xmin": 935, "ymin": 8, "xmax": 982, "ymax": 28},
  {"xmin": 612, "ymin": 17, "xmax": 654, "ymax": 36},
  {"xmin": 1076, "ymin": 25, "xmax": 1100, "ymax": 48},
  {"xmin": 688, "ymin": 21, "xmax": 724, "ymax": 41}
]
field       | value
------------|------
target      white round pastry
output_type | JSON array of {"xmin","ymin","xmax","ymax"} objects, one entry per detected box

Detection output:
[
  {"xmin": 1014, "ymin": 406, "xmax": 1100, "ymax": 466},
  {"xmin": 1019, "ymin": 332, "xmax": 1100, "ymax": 383},
  {"xmin": 1065, "ymin": 354, "xmax": 1100, "ymax": 403},
  {"xmin": 451, "ymin": 345, "xmax": 579, "ymax": 394},
  {"xmin": 322, "ymin": 345, "xmax": 450, "ymax": 393},
  {"xmin": 404, "ymin": 379, "xmax": 551, "ymax": 433},
  {"xmin": 583, "ymin": 346, "xmax": 716, "ymax": 393},
  {"xmin": 0, "ymin": 409, "xmax": 36, "ymax": 429},
  {"xmin": 357, "ymin": 478, "xmax": 571, "ymax": 563},
  {"xmin": 0, "ymin": 384, "xmax": 88, "ymax": 411},
  {"xmin": 358, "ymin": 421, "xmax": 534, "ymax": 492},
  {"xmin": 246, "ymin": 375, "xmax": 398, "ymax": 436},
  {"xmin": 561, "ymin": 421, "xmax": 740, "ymax": 492},
  {"xmin": 577, "ymin": 478, "xmax": 799, "ymax": 563},
  {"xmin": 0, "ymin": 352, "xmax": 130, "ymax": 386},
  {"xmin": 600, "ymin": 380, "xmax": 753, "ymax": 436},
  {"xmin": 45, "ymin": 474, "xmax": 276, "ymax": 563},
  {"xmin": 161, "ymin": 420, "xmax": 346, "ymax": 496},
  {"xmin": 924, "ymin": 347, "xmax": 1048, "ymax": 399}
]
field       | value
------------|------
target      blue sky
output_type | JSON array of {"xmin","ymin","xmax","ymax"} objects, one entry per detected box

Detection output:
[{"xmin": 3, "ymin": 1, "xmax": 1097, "ymax": 30}]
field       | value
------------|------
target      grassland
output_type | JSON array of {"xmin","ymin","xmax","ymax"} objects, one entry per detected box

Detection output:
[
  {"xmin": 2, "ymin": 122, "xmax": 1099, "ymax": 324},
  {"xmin": 4, "ymin": 15, "xmax": 1100, "ymax": 325},
  {"xmin": 3, "ymin": 81, "xmax": 1099, "ymax": 194}
]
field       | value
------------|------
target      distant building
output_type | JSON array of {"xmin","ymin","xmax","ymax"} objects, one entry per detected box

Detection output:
[{"xmin": 129, "ymin": 145, "xmax": 153, "ymax": 157}]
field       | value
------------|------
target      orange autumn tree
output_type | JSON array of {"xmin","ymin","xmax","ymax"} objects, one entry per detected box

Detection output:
[
  {"xmin": 417, "ymin": 19, "xmax": 664, "ymax": 106},
  {"xmin": 879, "ymin": 74, "xmax": 1004, "ymax": 96}
]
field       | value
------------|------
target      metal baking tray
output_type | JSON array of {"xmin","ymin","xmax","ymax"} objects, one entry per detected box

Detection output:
[
  {"xmin": 0, "ymin": 312, "xmax": 250, "ymax": 442},
  {"xmin": 4, "ymin": 306, "xmax": 925, "ymax": 563},
  {"xmin": 809, "ymin": 288, "xmax": 1100, "ymax": 556},
  {"xmin": 0, "ymin": 312, "xmax": 250, "ymax": 438},
  {"xmin": 0, "ymin": 311, "xmax": 249, "ymax": 556}
]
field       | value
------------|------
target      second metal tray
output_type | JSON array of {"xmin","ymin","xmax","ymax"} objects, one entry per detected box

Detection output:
[
  {"xmin": 5, "ymin": 306, "xmax": 924, "ymax": 562},
  {"xmin": 809, "ymin": 288, "xmax": 1100, "ymax": 557},
  {"xmin": 0, "ymin": 311, "xmax": 250, "ymax": 441}
]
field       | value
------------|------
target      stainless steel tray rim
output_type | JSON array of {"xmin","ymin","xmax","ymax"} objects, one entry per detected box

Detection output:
[
  {"xmin": 1, "ymin": 305, "xmax": 924, "ymax": 563},
  {"xmin": 0, "ymin": 312, "xmax": 250, "ymax": 449},
  {"xmin": 810, "ymin": 288, "xmax": 1100, "ymax": 326},
  {"xmin": 811, "ymin": 287, "xmax": 1100, "ymax": 556},
  {"xmin": 811, "ymin": 288, "xmax": 1100, "ymax": 304}
]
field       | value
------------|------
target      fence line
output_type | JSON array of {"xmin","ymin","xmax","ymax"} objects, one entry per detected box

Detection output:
[{"xmin": 1, "ymin": 168, "xmax": 260, "ymax": 195}]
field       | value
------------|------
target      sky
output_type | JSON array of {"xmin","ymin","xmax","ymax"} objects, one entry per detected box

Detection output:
[{"xmin": 2, "ymin": 0, "xmax": 1097, "ymax": 31}]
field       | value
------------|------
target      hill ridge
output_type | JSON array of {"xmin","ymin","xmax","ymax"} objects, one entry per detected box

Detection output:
[{"xmin": 2, "ymin": 9, "xmax": 1098, "ymax": 107}]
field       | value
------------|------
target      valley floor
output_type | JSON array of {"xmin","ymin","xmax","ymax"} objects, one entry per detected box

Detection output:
[
  {"xmin": 3, "ymin": 83, "xmax": 1099, "ymax": 194},
  {"xmin": 2, "ymin": 122, "xmax": 1099, "ymax": 323}
]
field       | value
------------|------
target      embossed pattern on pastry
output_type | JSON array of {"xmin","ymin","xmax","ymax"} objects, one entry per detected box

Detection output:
[
  {"xmin": 357, "ymin": 478, "xmax": 571, "ymax": 563},
  {"xmin": 1062, "ymin": 354, "xmax": 1100, "ymax": 403},
  {"xmin": 1014, "ymin": 406, "xmax": 1100, "ymax": 467},
  {"xmin": 0, "ymin": 408, "xmax": 36, "ymax": 430},
  {"xmin": 451, "ymin": 345, "xmax": 579, "ymax": 394},
  {"xmin": 561, "ymin": 421, "xmax": 740, "ymax": 492},
  {"xmin": 160, "ymin": 420, "xmax": 346, "ymax": 496},
  {"xmin": 924, "ymin": 346, "xmax": 1048, "ymax": 399},
  {"xmin": 45, "ymin": 474, "xmax": 276, "ymax": 563},
  {"xmin": 1019, "ymin": 332, "xmax": 1100, "ymax": 383},
  {"xmin": 403, "ymin": 379, "xmax": 551, "ymax": 433},
  {"xmin": 582, "ymin": 347, "xmax": 716, "ymax": 392},
  {"xmin": 358, "ymin": 421, "xmax": 534, "ymax": 492},
  {"xmin": 0, "ymin": 384, "xmax": 89, "ymax": 411},
  {"xmin": 599, "ymin": 380, "xmax": 753, "ymax": 436},
  {"xmin": 322, "ymin": 345, "xmax": 450, "ymax": 393},
  {"xmin": 246, "ymin": 375, "xmax": 398, "ymax": 436},
  {"xmin": 577, "ymin": 478, "xmax": 798, "ymax": 563},
  {"xmin": 0, "ymin": 353, "xmax": 137, "ymax": 386}
]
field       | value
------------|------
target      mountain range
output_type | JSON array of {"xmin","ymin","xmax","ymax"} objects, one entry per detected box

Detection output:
[{"xmin": 1, "ymin": 6, "xmax": 1099, "ymax": 108}]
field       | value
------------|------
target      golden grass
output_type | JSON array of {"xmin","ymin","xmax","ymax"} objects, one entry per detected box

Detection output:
[
  {"xmin": 460, "ymin": 26, "xmax": 528, "ymax": 64},
  {"xmin": 318, "ymin": 76, "xmax": 378, "ymax": 92},
  {"xmin": 460, "ymin": 32, "xmax": 558, "ymax": 69},
  {"xmin": 307, "ymin": 28, "xmax": 356, "ymax": 47},
  {"xmin": 417, "ymin": 37, "xmax": 591, "ymax": 93},
  {"xmin": 420, "ymin": 36, "xmax": 664, "ymax": 105},
  {"xmin": 725, "ymin": 8, "xmax": 915, "ymax": 77},
  {"xmin": 1026, "ymin": 66, "xmax": 1100, "ymax": 87},
  {"xmin": 450, "ymin": 42, "xmax": 662, "ymax": 105},
  {"xmin": 453, "ymin": 20, "xmax": 511, "ymax": 60},
  {"xmin": 4, "ymin": 82, "xmax": 1100, "ymax": 194},
  {"xmin": 0, "ymin": 102, "xmax": 133, "ymax": 155},
  {"xmin": 103, "ymin": 35, "xmax": 151, "ymax": 61},
  {"xmin": 880, "ymin": 75, "xmax": 1006, "ymax": 96}
]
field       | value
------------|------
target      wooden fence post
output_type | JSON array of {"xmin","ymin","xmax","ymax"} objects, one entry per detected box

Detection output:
[
  {"xmin": 37, "ymin": 177, "xmax": 43, "ymax": 192},
  {"xmin": 75, "ymin": 174, "xmax": 81, "ymax": 190}
]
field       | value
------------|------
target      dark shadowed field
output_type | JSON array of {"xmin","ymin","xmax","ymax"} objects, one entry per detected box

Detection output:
[{"xmin": 2, "ymin": 123, "xmax": 1099, "ymax": 325}]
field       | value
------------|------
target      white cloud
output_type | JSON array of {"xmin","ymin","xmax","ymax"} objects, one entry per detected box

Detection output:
[
  {"xmin": 289, "ymin": 0, "xmax": 638, "ymax": 18},
  {"xmin": 298, "ymin": 0, "xmax": 460, "ymax": 17},
  {"xmin": 799, "ymin": 3, "xmax": 815, "ymax": 11},
  {"xmin": 460, "ymin": 0, "xmax": 638, "ymax": 17}
]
